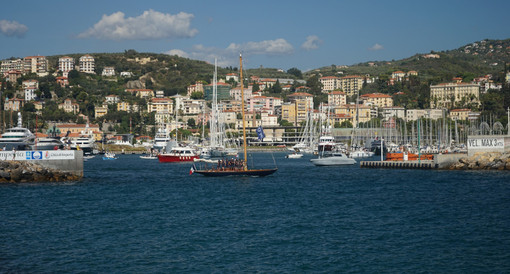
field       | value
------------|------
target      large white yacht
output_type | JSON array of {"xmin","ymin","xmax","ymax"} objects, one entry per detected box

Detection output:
[
  {"xmin": 0, "ymin": 112, "xmax": 36, "ymax": 151},
  {"xmin": 68, "ymin": 124, "xmax": 96, "ymax": 155},
  {"xmin": 153, "ymin": 128, "xmax": 171, "ymax": 152}
]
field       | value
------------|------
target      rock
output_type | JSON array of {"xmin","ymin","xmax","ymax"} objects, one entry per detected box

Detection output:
[{"xmin": 10, "ymin": 169, "xmax": 22, "ymax": 182}]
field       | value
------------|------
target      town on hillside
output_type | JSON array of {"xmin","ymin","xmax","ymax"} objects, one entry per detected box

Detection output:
[{"xmin": 1, "ymin": 51, "xmax": 510, "ymax": 150}]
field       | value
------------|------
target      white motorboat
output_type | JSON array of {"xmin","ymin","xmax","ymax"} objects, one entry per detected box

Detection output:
[
  {"xmin": 349, "ymin": 148, "xmax": 374, "ymax": 158},
  {"xmin": 0, "ymin": 112, "xmax": 35, "ymax": 151},
  {"xmin": 310, "ymin": 152, "xmax": 356, "ymax": 166},
  {"xmin": 286, "ymin": 152, "xmax": 303, "ymax": 159}
]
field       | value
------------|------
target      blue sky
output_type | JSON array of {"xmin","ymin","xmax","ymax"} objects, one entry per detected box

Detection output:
[{"xmin": 1, "ymin": 0, "xmax": 509, "ymax": 71}]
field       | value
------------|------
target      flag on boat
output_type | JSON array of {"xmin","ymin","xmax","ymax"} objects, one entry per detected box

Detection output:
[
  {"xmin": 189, "ymin": 165, "xmax": 195, "ymax": 175},
  {"xmin": 256, "ymin": 126, "xmax": 265, "ymax": 141}
]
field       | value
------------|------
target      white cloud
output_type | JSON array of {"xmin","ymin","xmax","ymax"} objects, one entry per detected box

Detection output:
[
  {"xmin": 0, "ymin": 20, "xmax": 28, "ymax": 38},
  {"xmin": 165, "ymin": 38, "xmax": 294, "ymax": 67},
  {"xmin": 301, "ymin": 35, "xmax": 322, "ymax": 50},
  {"xmin": 165, "ymin": 49, "xmax": 189, "ymax": 58},
  {"xmin": 226, "ymin": 39, "xmax": 294, "ymax": 55},
  {"xmin": 369, "ymin": 43, "xmax": 384, "ymax": 51},
  {"xmin": 78, "ymin": 9, "xmax": 198, "ymax": 40}
]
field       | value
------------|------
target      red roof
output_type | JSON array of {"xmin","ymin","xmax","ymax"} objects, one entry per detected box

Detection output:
[{"xmin": 360, "ymin": 93, "xmax": 392, "ymax": 98}]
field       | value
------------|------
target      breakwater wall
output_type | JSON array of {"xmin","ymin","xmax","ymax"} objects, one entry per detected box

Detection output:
[
  {"xmin": 0, "ymin": 150, "xmax": 83, "ymax": 182},
  {"xmin": 467, "ymin": 135, "xmax": 510, "ymax": 156},
  {"xmin": 448, "ymin": 152, "xmax": 510, "ymax": 170}
]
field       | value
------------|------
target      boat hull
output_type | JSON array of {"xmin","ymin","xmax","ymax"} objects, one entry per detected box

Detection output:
[
  {"xmin": 194, "ymin": 168, "xmax": 277, "ymax": 177},
  {"xmin": 158, "ymin": 154, "xmax": 200, "ymax": 163},
  {"xmin": 310, "ymin": 156, "xmax": 356, "ymax": 166}
]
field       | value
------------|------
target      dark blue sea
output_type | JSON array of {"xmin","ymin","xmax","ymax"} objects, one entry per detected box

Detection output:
[{"xmin": 1, "ymin": 152, "xmax": 510, "ymax": 273}]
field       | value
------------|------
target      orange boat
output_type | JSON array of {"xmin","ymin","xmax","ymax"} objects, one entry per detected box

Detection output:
[{"xmin": 386, "ymin": 152, "xmax": 434, "ymax": 161}]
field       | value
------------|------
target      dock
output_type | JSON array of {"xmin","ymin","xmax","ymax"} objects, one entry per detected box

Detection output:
[{"xmin": 360, "ymin": 160, "xmax": 436, "ymax": 169}]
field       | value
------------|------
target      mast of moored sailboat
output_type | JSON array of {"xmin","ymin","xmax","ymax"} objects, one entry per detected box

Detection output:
[{"xmin": 240, "ymin": 54, "xmax": 248, "ymax": 170}]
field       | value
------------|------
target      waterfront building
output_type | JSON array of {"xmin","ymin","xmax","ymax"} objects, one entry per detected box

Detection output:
[
  {"xmin": 333, "ymin": 104, "xmax": 371, "ymax": 126},
  {"xmin": 381, "ymin": 106, "xmax": 406, "ymax": 120},
  {"xmin": 79, "ymin": 55, "xmax": 95, "ymax": 74},
  {"xmin": 449, "ymin": 109, "xmax": 470, "ymax": 121},
  {"xmin": 406, "ymin": 109, "xmax": 446, "ymax": 121},
  {"xmin": 281, "ymin": 99, "xmax": 310, "ymax": 126},
  {"xmin": 430, "ymin": 81, "xmax": 480, "ymax": 109}
]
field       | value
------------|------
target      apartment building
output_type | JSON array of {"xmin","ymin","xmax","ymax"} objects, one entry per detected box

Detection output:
[
  {"xmin": 23, "ymin": 56, "xmax": 48, "ymax": 76},
  {"xmin": 22, "ymin": 80, "xmax": 39, "ymax": 101},
  {"xmin": 147, "ymin": 98, "xmax": 173, "ymax": 114},
  {"xmin": 333, "ymin": 104, "xmax": 371, "ymax": 125},
  {"xmin": 319, "ymin": 76, "xmax": 339, "ymax": 92},
  {"xmin": 328, "ymin": 91, "xmax": 347, "ymax": 106},
  {"xmin": 79, "ymin": 55, "xmax": 95, "ymax": 74},
  {"xmin": 449, "ymin": 109, "xmax": 470, "ymax": 121},
  {"xmin": 58, "ymin": 56, "xmax": 75, "ymax": 77},
  {"xmin": 105, "ymin": 95, "xmax": 120, "ymax": 104},
  {"xmin": 1, "ymin": 59, "xmax": 23, "ymax": 73},
  {"xmin": 339, "ymin": 75, "xmax": 363, "ymax": 96},
  {"xmin": 281, "ymin": 99, "xmax": 310, "ymax": 126},
  {"xmin": 117, "ymin": 102, "xmax": 139, "ymax": 113},
  {"xmin": 287, "ymin": 92, "xmax": 314, "ymax": 111},
  {"xmin": 360, "ymin": 93, "xmax": 393, "ymax": 108},
  {"xmin": 94, "ymin": 105, "xmax": 108, "ymax": 118},
  {"xmin": 430, "ymin": 82, "xmax": 480, "ymax": 109},
  {"xmin": 406, "ymin": 109, "xmax": 446, "ymax": 121}
]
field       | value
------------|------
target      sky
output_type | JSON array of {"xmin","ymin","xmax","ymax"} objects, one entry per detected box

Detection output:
[{"xmin": 1, "ymin": 0, "xmax": 509, "ymax": 72}]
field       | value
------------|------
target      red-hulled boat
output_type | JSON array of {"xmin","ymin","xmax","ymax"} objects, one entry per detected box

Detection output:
[{"xmin": 158, "ymin": 146, "xmax": 200, "ymax": 163}]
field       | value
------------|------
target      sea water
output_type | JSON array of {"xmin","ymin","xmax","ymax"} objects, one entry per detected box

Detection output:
[{"xmin": 1, "ymin": 152, "xmax": 509, "ymax": 272}]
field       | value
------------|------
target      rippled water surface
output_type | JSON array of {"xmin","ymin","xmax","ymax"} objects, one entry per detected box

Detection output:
[{"xmin": 1, "ymin": 153, "xmax": 510, "ymax": 272}]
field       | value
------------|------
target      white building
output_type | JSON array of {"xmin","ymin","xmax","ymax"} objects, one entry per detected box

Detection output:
[
  {"xmin": 102, "ymin": 66, "xmax": 115, "ymax": 77},
  {"xmin": 430, "ymin": 82, "xmax": 480, "ymax": 109},
  {"xmin": 406, "ymin": 109, "xmax": 446, "ymax": 121},
  {"xmin": 59, "ymin": 56, "xmax": 75, "ymax": 74},
  {"xmin": 79, "ymin": 55, "xmax": 95, "ymax": 74}
]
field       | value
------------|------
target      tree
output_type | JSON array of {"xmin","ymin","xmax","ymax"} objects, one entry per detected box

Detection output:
[
  {"xmin": 187, "ymin": 118, "xmax": 196, "ymax": 128},
  {"xmin": 287, "ymin": 67, "xmax": 302, "ymax": 78},
  {"xmin": 190, "ymin": 91, "xmax": 203, "ymax": 99},
  {"xmin": 306, "ymin": 74, "xmax": 322, "ymax": 95}
]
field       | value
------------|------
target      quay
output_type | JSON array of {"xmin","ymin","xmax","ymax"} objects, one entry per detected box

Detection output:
[
  {"xmin": 360, "ymin": 153, "xmax": 466, "ymax": 170},
  {"xmin": 0, "ymin": 150, "xmax": 83, "ymax": 181},
  {"xmin": 360, "ymin": 160, "xmax": 436, "ymax": 169}
]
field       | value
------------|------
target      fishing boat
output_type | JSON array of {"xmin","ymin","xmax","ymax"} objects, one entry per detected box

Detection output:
[
  {"xmin": 102, "ymin": 152, "xmax": 117, "ymax": 160},
  {"xmin": 192, "ymin": 54, "xmax": 277, "ymax": 177}
]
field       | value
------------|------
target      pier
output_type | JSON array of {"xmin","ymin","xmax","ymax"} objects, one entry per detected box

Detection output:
[{"xmin": 360, "ymin": 160, "xmax": 436, "ymax": 169}]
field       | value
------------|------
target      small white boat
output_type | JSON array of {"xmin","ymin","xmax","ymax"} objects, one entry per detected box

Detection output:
[
  {"xmin": 140, "ymin": 154, "xmax": 157, "ymax": 160},
  {"xmin": 102, "ymin": 152, "xmax": 118, "ymax": 160},
  {"xmin": 311, "ymin": 152, "xmax": 356, "ymax": 166},
  {"xmin": 286, "ymin": 152, "xmax": 303, "ymax": 159}
]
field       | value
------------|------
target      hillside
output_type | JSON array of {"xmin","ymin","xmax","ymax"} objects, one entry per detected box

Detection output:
[{"xmin": 305, "ymin": 39, "xmax": 510, "ymax": 83}]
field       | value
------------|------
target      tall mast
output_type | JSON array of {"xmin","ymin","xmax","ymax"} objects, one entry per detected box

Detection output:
[{"xmin": 240, "ymin": 53, "xmax": 248, "ymax": 170}]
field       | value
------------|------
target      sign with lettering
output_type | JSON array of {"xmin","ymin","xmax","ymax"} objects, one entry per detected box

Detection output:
[
  {"xmin": 0, "ymin": 151, "xmax": 76, "ymax": 161},
  {"xmin": 467, "ymin": 137, "xmax": 505, "ymax": 150}
]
